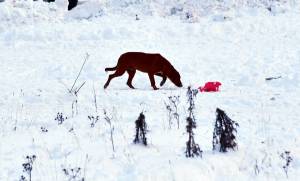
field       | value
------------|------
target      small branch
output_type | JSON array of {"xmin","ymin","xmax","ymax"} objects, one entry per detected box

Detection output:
[
  {"xmin": 74, "ymin": 81, "xmax": 86, "ymax": 96},
  {"xmin": 71, "ymin": 100, "xmax": 78, "ymax": 117},
  {"xmin": 70, "ymin": 129, "xmax": 81, "ymax": 149},
  {"xmin": 70, "ymin": 53, "xmax": 89, "ymax": 93},
  {"xmin": 103, "ymin": 109, "xmax": 115, "ymax": 153},
  {"xmin": 83, "ymin": 154, "xmax": 89, "ymax": 179},
  {"xmin": 93, "ymin": 83, "xmax": 98, "ymax": 113},
  {"xmin": 265, "ymin": 76, "xmax": 281, "ymax": 81},
  {"xmin": 110, "ymin": 127, "xmax": 115, "ymax": 152}
]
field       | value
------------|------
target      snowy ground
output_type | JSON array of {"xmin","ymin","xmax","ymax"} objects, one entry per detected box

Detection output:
[{"xmin": 0, "ymin": 1, "xmax": 300, "ymax": 180}]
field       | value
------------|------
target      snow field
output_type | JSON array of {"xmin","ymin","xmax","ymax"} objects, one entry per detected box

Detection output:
[{"xmin": 0, "ymin": 1, "xmax": 300, "ymax": 180}]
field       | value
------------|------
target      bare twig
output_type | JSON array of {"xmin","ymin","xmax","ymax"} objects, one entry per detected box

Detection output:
[
  {"xmin": 104, "ymin": 109, "xmax": 115, "ymax": 153},
  {"xmin": 165, "ymin": 96, "xmax": 180, "ymax": 129},
  {"xmin": 69, "ymin": 128, "xmax": 81, "ymax": 150},
  {"xmin": 265, "ymin": 76, "xmax": 281, "ymax": 81},
  {"xmin": 70, "ymin": 53, "xmax": 89, "ymax": 93},
  {"xmin": 93, "ymin": 83, "xmax": 98, "ymax": 113},
  {"xmin": 72, "ymin": 100, "xmax": 78, "ymax": 117},
  {"xmin": 74, "ymin": 81, "xmax": 86, "ymax": 96},
  {"xmin": 83, "ymin": 154, "xmax": 89, "ymax": 179},
  {"xmin": 254, "ymin": 159, "xmax": 260, "ymax": 175}
]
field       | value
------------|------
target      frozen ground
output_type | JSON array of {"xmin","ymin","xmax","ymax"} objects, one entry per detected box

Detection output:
[{"xmin": 0, "ymin": 1, "xmax": 300, "ymax": 180}]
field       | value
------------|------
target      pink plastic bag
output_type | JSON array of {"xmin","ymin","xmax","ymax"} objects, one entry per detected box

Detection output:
[{"xmin": 199, "ymin": 82, "xmax": 222, "ymax": 92}]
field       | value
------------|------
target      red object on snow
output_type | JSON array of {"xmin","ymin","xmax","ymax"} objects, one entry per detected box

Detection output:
[{"xmin": 199, "ymin": 82, "xmax": 222, "ymax": 92}]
